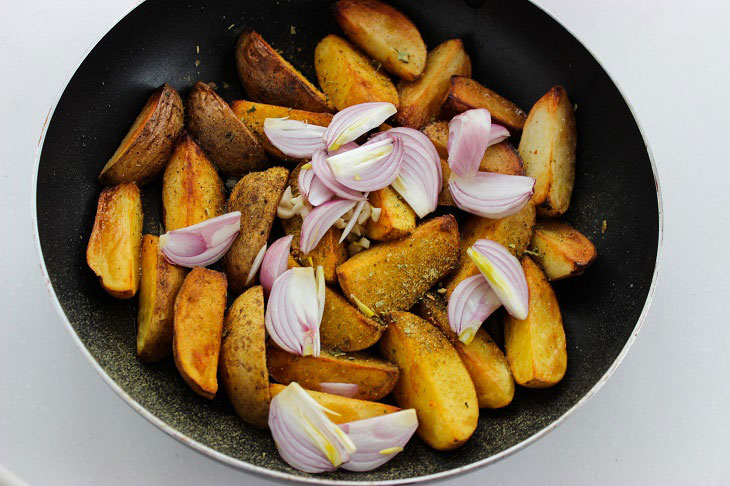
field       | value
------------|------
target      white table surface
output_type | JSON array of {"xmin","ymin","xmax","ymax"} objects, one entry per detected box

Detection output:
[{"xmin": 2, "ymin": 0, "xmax": 729, "ymax": 484}]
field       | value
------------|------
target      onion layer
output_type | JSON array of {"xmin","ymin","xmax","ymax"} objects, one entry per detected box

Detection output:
[
  {"xmin": 260, "ymin": 235, "xmax": 293, "ymax": 295},
  {"xmin": 159, "ymin": 211, "xmax": 241, "ymax": 268},
  {"xmin": 447, "ymin": 108, "xmax": 492, "ymax": 178},
  {"xmin": 298, "ymin": 167, "xmax": 335, "ymax": 206},
  {"xmin": 325, "ymin": 102, "xmax": 397, "ymax": 151},
  {"xmin": 448, "ymin": 172, "xmax": 535, "ymax": 219},
  {"xmin": 300, "ymin": 199, "xmax": 358, "ymax": 254},
  {"xmin": 327, "ymin": 136, "xmax": 403, "ymax": 192},
  {"xmin": 487, "ymin": 123, "xmax": 510, "ymax": 147},
  {"xmin": 319, "ymin": 382, "xmax": 359, "ymax": 398},
  {"xmin": 447, "ymin": 274, "xmax": 502, "ymax": 344},
  {"xmin": 264, "ymin": 118, "xmax": 326, "ymax": 158},
  {"xmin": 245, "ymin": 243, "xmax": 267, "ymax": 286},
  {"xmin": 311, "ymin": 147, "xmax": 366, "ymax": 201}
]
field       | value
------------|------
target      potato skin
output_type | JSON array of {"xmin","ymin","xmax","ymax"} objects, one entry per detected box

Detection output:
[
  {"xmin": 337, "ymin": 215, "xmax": 460, "ymax": 313},
  {"xmin": 380, "ymin": 311, "xmax": 478, "ymax": 450},
  {"xmin": 394, "ymin": 39, "xmax": 471, "ymax": 129},
  {"xmin": 332, "ymin": 0, "xmax": 426, "ymax": 81},
  {"xmin": 223, "ymin": 167, "xmax": 289, "ymax": 293},
  {"xmin": 363, "ymin": 186, "xmax": 416, "ymax": 241},
  {"xmin": 162, "ymin": 133, "xmax": 225, "ymax": 231},
  {"xmin": 504, "ymin": 257, "xmax": 567, "ymax": 387},
  {"xmin": 136, "ymin": 235, "xmax": 187, "ymax": 363},
  {"xmin": 219, "ymin": 285, "xmax": 270, "ymax": 428},
  {"xmin": 99, "ymin": 84, "xmax": 183, "ymax": 185},
  {"xmin": 185, "ymin": 81, "xmax": 267, "ymax": 176},
  {"xmin": 518, "ymin": 86, "xmax": 577, "ymax": 216},
  {"xmin": 236, "ymin": 30, "xmax": 332, "ymax": 113},
  {"xmin": 315, "ymin": 34, "xmax": 399, "ymax": 111},
  {"xmin": 173, "ymin": 267, "xmax": 227, "ymax": 399},
  {"xmin": 321, "ymin": 287, "xmax": 384, "ymax": 351},
  {"xmin": 86, "ymin": 183, "xmax": 143, "ymax": 298},
  {"xmin": 530, "ymin": 220, "xmax": 597, "ymax": 280}
]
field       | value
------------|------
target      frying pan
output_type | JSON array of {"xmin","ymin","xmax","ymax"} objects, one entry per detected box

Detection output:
[{"xmin": 33, "ymin": 0, "xmax": 661, "ymax": 483}]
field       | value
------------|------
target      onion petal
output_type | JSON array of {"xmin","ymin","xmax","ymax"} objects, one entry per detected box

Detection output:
[
  {"xmin": 327, "ymin": 136, "xmax": 403, "ymax": 192},
  {"xmin": 447, "ymin": 108, "xmax": 492, "ymax": 178},
  {"xmin": 159, "ymin": 211, "xmax": 241, "ymax": 268},
  {"xmin": 300, "ymin": 199, "xmax": 358, "ymax": 254},
  {"xmin": 487, "ymin": 123, "xmax": 510, "ymax": 147},
  {"xmin": 264, "ymin": 118, "xmax": 326, "ymax": 158},
  {"xmin": 311, "ymin": 147, "xmax": 366, "ymax": 201},
  {"xmin": 260, "ymin": 235, "xmax": 293, "ymax": 295},
  {"xmin": 325, "ymin": 102, "xmax": 397, "ymax": 151},
  {"xmin": 448, "ymin": 172, "xmax": 535, "ymax": 219},
  {"xmin": 298, "ymin": 167, "xmax": 335, "ymax": 206},
  {"xmin": 245, "ymin": 243, "xmax": 267, "ymax": 286},
  {"xmin": 447, "ymin": 274, "xmax": 502, "ymax": 344},
  {"xmin": 319, "ymin": 382, "xmax": 359, "ymax": 398}
]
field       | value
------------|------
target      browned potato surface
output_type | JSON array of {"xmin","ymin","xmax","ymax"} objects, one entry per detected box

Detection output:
[
  {"xmin": 321, "ymin": 287, "xmax": 385, "ymax": 351},
  {"xmin": 531, "ymin": 220, "xmax": 597, "ymax": 280},
  {"xmin": 362, "ymin": 186, "xmax": 416, "ymax": 241},
  {"xmin": 98, "ymin": 84, "xmax": 183, "ymax": 185},
  {"xmin": 86, "ymin": 183, "xmax": 143, "ymax": 298},
  {"xmin": 173, "ymin": 267, "xmax": 227, "ymax": 399}
]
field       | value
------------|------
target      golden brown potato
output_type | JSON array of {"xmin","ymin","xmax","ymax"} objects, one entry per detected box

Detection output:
[
  {"xmin": 441, "ymin": 76, "xmax": 527, "ymax": 135},
  {"xmin": 414, "ymin": 294, "xmax": 514, "ymax": 409},
  {"xmin": 518, "ymin": 86, "xmax": 577, "ymax": 217},
  {"xmin": 337, "ymin": 215, "xmax": 460, "ymax": 313},
  {"xmin": 86, "ymin": 183, "xmax": 143, "ymax": 299},
  {"xmin": 269, "ymin": 384, "xmax": 401, "ymax": 424},
  {"xmin": 504, "ymin": 257, "xmax": 567, "ymax": 388},
  {"xmin": 219, "ymin": 286, "xmax": 270, "ymax": 428},
  {"xmin": 236, "ymin": 30, "xmax": 332, "ymax": 113},
  {"xmin": 315, "ymin": 34, "xmax": 399, "ymax": 111},
  {"xmin": 332, "ymin": 0, "xmax": 426, "ymax": 81},
  {"xmin": 394, "ymin": 39, "xmax": 471, "ymax": 129},
  {"xmin": 161, "ymin": 133, "xmax": 225, "ymax": 231},
  {"xmin": 267, "ymin": 344, "xmax": 399, "ymax": 401},
  {"xmin": 530, "ymin": 220, "xmax": 597, "ymax": 280},
  {"xmin": 173, "ymin": 267, "xmax": 227, "ymax": 399},
  {"xmin": 231, "ymin": 100, "xmax": 333, "ymax": 162},
  {"xmin": 136, "ymin": 235, "xmax": 187, "ymax": 363},
  {"xmin": 380, "ymin": 311, "xmax": 478, "ymax": 450},
  {"xmin": 362, "ymin": 186, "xmax": 416, "ymax": 241},
  {"xmin": 98, "ymin": 84, "xmax": 183, "ymax": 185},
  {"xmin": 443, "ymin": 201, "xmax": 535, "ymax": 297},
  {"xmin": 321, "ymin": 287, "xmax": 385, "ymax": 351},
  {"xmin": 223, "ymin": 167, "xmax": 289, "ymax": 293},
  {"xmin": 185, "ymin": 81, "xmax": 267, "ymax": 176}
]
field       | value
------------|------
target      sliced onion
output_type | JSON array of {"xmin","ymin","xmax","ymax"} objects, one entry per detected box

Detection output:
[
  {"xmin": 298, "ymin": 167, "xmax": 335, "ymax": 206},
  {"xmin": 467, "ymin": 239, "xmax": 529, "ymax": 320},
  {"xmin": 338, "ymin": 409, "xmax": 418, "ymax": 472},
  {"xmin": 269, "ymin": 382, "xmax": 356, "ymax": 473},
  {"xmin": 159, "ymin": 211, "xmax": 241, "ymax": 268},
  {"xmin": 260, "ymin": 235, "xmax": 293, "ymax": 295},
  {"xmin": 487, "ymin": 123, "xmax": 510, "ymax": 147},
  {"xmin": 447, "ymin": 274, "xmax": 502, "ymax": 344},
  {"xmin": 245, "ymin": 243, "xmax": 267, "ymax": 286},
  {"xmin": 300, "ymin": 199, "xmax": 358, "ymax": 254},
  {"xmin": 339, "ymin": 196, "xmax": 369, "ymax": 244},
  {"xmin": 447, "ymin": 108, "xmax": 492, "ymax": 178},
  {"xmin": 311, "ymin": 147, "xmax": 366, "ymax": 201},
  {"xmin": 325, "ymin": 102, "xmax": 397, "ymax": 151},
  {"xmin": 319, "ymin": 382, "xmax": 359, "ymax": 398},
  {"xmin": 449, "ymin": 172, "xmax": 535, "ymax": 219},
  {"xmin": 327, "ymin": 136, "xmax": 403, "ymax": 192},
  {"xmin": 264, "ymin": 118, "xmax": 326, "ymax": 158}
]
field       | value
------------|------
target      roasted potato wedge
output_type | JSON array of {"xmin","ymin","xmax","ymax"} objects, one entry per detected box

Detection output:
[
  {"xmin": 441, "ymin": 76, "xmax": 527, "ymax": 135},
  {"xmin": 162, "ymin": 133, "xmax": 225, "ymax": 231},
  {"xmin": 86, "ymin": 183, "xmax": 143, "ymax": 298},
  {"xmin": 231, "ymin": 100, "xmax": 333, "ymax": 162},
  {"xmin": 504, "ymin": 257, "xmax": 567, "ymax": 387},
  {"xmin": 321, "ymin": 287, "xmax": 385, "ymax": 351},
  {"xmin": 332, "ymin": 0, "xmax": 426, "ymax": 81},
  {"xmin": 137, "ymin": 235, "xmax": 187, "ymax": 363},
  {"xmin": 173, "ymin": 267, "xmax": 227, "ymax": 399},
  {"xmin": 98, "ymin": 84, "xmax": 183, "ymax": 185},
  {"xmin": 269, "ymin": 384, "xmax": 400, "ymax": 424},
  {"xmin": 518, "ymin": 86, "xmax": 577, "ymax": 217},
  {"xmin": 381, "ymin": 311, "xmax": 478, "ymax": 450},
  {"xmin": 267, "ymin": 344, "xmax": 399, "ymax": 401},
  {"xmin": 530, "ymin": 220, "xmax": 597, "ymax": 280},
  {"xmin": 223, "ymin": 167, "xmax": 289, "ymax": 294},
  {"xmin": 415, "ymin": 294, "xmax": 514, "ymax": 409},
  {"xmin": 338, "ymin": 215, "xmax": 460, "ymax": 313},
  {"xmin": 315, "ymin": 34, "xmax": 399, "ymax": 111},
  {"xmin": 394, "ymin": 39, "xmax": 471, "ymax": 129},
  {"xmin": 185, "ymin": 81, "xmax": 267, "ymax": 176},
  {"xmin": 362, "ymin": 186, "xmax": 416, "ymax": 241},
  {"xmin": 236, "ymin": 30, "xmax": 332, "ymax": 113},
  {"xmin": 219, "ymin": 285, "xmax": 270, "ymax": 428},
  {"xmin": 443, "ymin": 201, "xmax": 535, "ymax": 297}
]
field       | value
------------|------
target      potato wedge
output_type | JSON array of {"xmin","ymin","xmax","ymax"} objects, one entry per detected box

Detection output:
[
  {"xmin": 381, "ymin": 311, "xmax": 478, "ymax": 450},
  {"xmin": 223, "ymin": 167, "xmax": 289, "ymax": 293},
  {"xmin": 86, "ymin": 183, "xmax": 143, "ymax": 298},
  {"xmin": 231, "ymin": 100, "xmax": 333, "ymax": 162},
  {"xmin": 518, "ymin": 86, "xmax": 577, "ymax": 217},
  {"xmin": 394, "ymin": 39, "xmax": 471, "ymax": 129},
  {"xmin": 362, "ymin": 186, "xmax": 416, "ymax": 241},
  {"xmin": 414, "ymin": 293, "xmax": 514, "ymax": 409},
  {"xmin": 269, "ymin": 384, "xmax": 400, "ymax": 424},
  {"xmin": 185, "ymin": 81, "xmax": 267, "ymax": 176},
  {"xmin": 441, "ymin": 76, "xmax": 527, "ymax": 135},
  {"xmin": 236, "ymin": 30, "xmax": 332, "ymax": 113},
  {"xmin": 267, "ymin": 344, "xmax": 399, "ymax": 401},
  {"xmin": 443, "ymin": 201, "xmax": 535, "ymax": 297},
  {"xmin": 219, "ymin": 285, "xmax": 270, "ymax": 428},
  {"xmin": 315, "ymin": 34, "xmax": 399, "ymax": 111},
  {"xmin": 173, "ymin": 267, "xmax": 227, "ymax": 399},
  {"xmin": 98, "ymin": 84, "xmax": 183, "ymax": 185},
  {"xmin": 321, "ymin": 287, "xmax": 385, "ymax": 351},
  {"xmin": 162, "ymin": 133, "xmax": 225, "ymax": 231},
  {"xmin": 137, "ymin": 235, "xmax": 187, "ymax": 363},
  {"xmin": 530, "ymin": 220, "xmax": 597, "ymax": 280},
  {"xmin": 504, "ymin": 257, "xmax": 567, "ymax": 387},
  {"xmin": 337, "ymin": 215, "xmax": 460, "ymax": 313}
]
